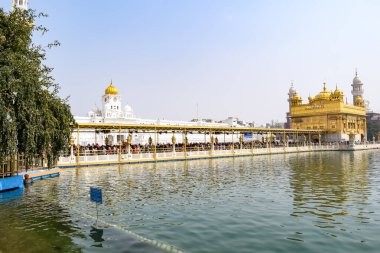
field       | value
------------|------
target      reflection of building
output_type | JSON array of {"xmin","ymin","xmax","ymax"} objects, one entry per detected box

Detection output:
[
  {"xmin": 289, "ymin": 82, "xmax": 366, "ymax": 142},
  {"xmin": 289, "ymin": 152, "xmax": 369, "ymax": 226}
]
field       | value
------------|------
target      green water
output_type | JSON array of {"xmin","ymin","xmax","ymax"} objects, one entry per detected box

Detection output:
[{"xmin": 1, "ymin": 151, "xmax": 380, "ymax": 253}]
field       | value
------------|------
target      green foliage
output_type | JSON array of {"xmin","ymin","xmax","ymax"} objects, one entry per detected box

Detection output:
[
  {"xmin": 367, "ymin": 120, "xmax": 380, "ymax": 141},
  {"xmin": 0, "ymin": 8, "xmax": 75, "ymax": 170}
]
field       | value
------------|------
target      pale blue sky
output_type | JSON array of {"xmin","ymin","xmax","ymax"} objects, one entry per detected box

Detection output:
[{"xmin": 2, "ymin": 0, "xmax": 380, "ymax": 124}]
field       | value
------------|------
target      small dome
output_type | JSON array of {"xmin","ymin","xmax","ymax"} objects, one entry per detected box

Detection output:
[
  {"xmin": 353, "ymin": 71, "xmax": 363, "ymax": 85},
  {"xmin": 353, "ymin": 76, "xmax": 362, "ymax": 85},
  {"xmin": 124, "ymin": 104, "xmax": 133, "ymax": 112},
  {"xmin": 308, "ymin": 95, "xmax": 313, "ymax": 103},
  {"xmin": 289, "ymin": 83, "xmax": 296, "ymax": 95},
  {"xmin": 314, "ymin": 83, "xmax": 332, "ymax": 101},
  {"xmin": 105, "ymin": 82, "xmax": 119, "ymax": 95},
  {"xmin": 290, "ymin": 92, "xmax": 303, "ymax": 105},
  {"xmin": 355, "ymin": 96, "xmax": 363, "ymax": 104},
  {"xmin": 333, "ymin": 86, "xmax": 344, "ymax": 96}
]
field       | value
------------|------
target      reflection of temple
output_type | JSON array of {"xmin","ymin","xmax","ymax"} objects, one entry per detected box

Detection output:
[
  {"xmin": 288, "ymin": 77, "xmax": 366, "ymax": 142},
  {"xmin": 289, "ymin": 152, "xmax": 369, "ymax": 226}
]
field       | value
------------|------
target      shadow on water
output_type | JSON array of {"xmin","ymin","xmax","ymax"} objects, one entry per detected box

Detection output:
[{"xmin": 90, "ymin": 226, "xmax": 104, "ymax": 247}]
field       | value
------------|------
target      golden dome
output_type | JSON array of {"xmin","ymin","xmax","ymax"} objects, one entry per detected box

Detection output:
[
  {"xmin": 290, "ymin": 92, "xmax": 303, "ymax": 105},
  {"xmin": 308, "ymin": 94, "xmax": 314, "ymax": 104},
  {"xmin": 314, "ymin": 83, "xmax": 332, "ymax": 101},
  {"xmin": 355, "ymin": 96, "xmax": 363, "ymax": 104},
  {"xmin": 331, "ymin": 85, "xmax": 344, "ymax": 101},
  {"xmin": 105, "ymin": 81, "xmax": 119, "ymax": 95}
]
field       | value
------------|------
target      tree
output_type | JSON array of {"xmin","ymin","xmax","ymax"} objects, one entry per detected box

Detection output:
[{"xmin": 0, "ymin": 8, "xmax": 75, "ymax": 171}]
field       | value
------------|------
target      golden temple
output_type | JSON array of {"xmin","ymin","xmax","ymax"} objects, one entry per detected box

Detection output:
[{"xmin": 289, "ymin": 83, "xmax": 366, "ymax": 142}]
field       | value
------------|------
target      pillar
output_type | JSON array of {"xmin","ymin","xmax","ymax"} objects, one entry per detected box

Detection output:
[
  {"xmin": 69, "ymin": 136, "xmax": 75, "ymax": 163},
  {"xmin": 210, "ymin": 135, "xmax": 215, "ymax": 156},
  {"xmin": 172, "ymin": 134, "xmax": 176, "ymax": 154},
  {"xmin": 118, "ymin": 127, "xmax": 122, "ymax": 162},
  {"xmin": 232, "ymin": 131, "xmax": 235, "ymax": 155},
  {"xmin": 154, "ymin": 128, "xmax": 157, "ymax": 160},
  {"xmin": 127, "ymin": 134, "xmax": 132, "ymax": 155},
  {"xmin": 76, "ymin": 126, "xmax": 80, "ymax": 165},
  {"xmin": 184, "ymin": 131, "xmax": 187, "ymax": 158},
  {"xmin": 251, "ymin": 132, "xmax": 254, "ymax": 153}
]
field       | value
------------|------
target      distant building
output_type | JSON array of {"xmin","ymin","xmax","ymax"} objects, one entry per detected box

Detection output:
[
  {"xmin": 266, "ymin": 120, "xmax": 285, "ymax": 129},
  {"xmin": 74, "ymin": 82, "xmax": 245, "ymax": 145}
]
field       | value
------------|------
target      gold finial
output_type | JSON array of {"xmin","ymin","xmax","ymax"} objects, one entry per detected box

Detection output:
[{"xmin": 323, "ymin": 82, "xmax": 327, "ymax": 91}]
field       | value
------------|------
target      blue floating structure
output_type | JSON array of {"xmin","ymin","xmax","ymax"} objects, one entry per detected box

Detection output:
[
  {"xmin": 19, "ymin": 168, "xmax": 61, "ymax": 181},
  {"xmin": 0, "ymin": 176, "xmax": 24, "ymax": 192},
  {"xmin": 0, "ymin": 187, "xmax": 24, "ymax": 202}
]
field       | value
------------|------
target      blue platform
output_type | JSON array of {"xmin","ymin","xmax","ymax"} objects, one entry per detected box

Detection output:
[{"xmin": 0, "ymin": 176, "xmax": 24, "ymax": 192}]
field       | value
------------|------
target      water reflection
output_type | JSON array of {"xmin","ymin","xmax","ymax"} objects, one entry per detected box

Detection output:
[
  {"xmin": 289, "ymin": 152, "xmax": 370, "ymax": 230},
  {"xmin": 3, "ymin": 152, "xmax": 380, "ymax": 253},
  {"xmin": 90, "ymin": 226, "xmax": 104, "ymax": 247}
]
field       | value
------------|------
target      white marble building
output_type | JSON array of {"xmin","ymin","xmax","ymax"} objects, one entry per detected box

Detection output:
[{"xmin": 73, "ymin": 82, "xmax": 244, "ymax": 146}]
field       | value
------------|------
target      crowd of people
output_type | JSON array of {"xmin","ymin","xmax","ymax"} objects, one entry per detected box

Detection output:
[{"xmin": 71, "ymin": 140, "xmax": 320, "ymax": 156}]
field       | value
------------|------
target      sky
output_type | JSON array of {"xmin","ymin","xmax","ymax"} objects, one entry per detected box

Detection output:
[{"xmin": 2, "ymin": 0, "xmax": 380, "ymax": 125}]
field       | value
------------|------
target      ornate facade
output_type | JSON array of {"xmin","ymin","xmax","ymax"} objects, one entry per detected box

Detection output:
[{"xmin": 289, "ymin": 83, "xmax": 366, "ymax": 142}]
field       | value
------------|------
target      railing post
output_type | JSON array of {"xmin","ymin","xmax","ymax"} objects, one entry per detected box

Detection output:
[
  {"xmin": 184, "ymin": 130, "xmax": 187, "ymax": 159},
  {"xmin": 154, "ymin": 128, "xmax": 157, "ymax": 161},
  {"xmin": 76, "ymin": 126, "xmax": 80, "ymax": 165},
  {"xmin": 118, "ymin": 127, "xmax": 122, "ymax": 163},
  {"xmin": 251, "ymin": 132, "xmax": 254, "ymax": 155},
  {"xmin": 210, "ymin": 132, "xmax": 215, "ymax": 156},
  {"xmin": 232, "ymin": 130, "xmax": 235, "ymax": 156},
  {"xmin": 172, "ymin": 133, "xmax": 176, "ymax": 157}
]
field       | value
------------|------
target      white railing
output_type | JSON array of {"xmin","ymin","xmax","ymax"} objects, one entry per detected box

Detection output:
[{"xmin": 58, "ymin": 143, "xmax": 380, "ymax": 166}]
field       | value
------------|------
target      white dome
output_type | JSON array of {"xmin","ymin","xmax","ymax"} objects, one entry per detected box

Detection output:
[
  {"xmin": 353, "ymin": 75, "xmax": 362, "ymax": 85},
  {"xmin": 353, "ymin": 71, "xmax": 363, "ymax": 85},
  {"xmin": 124, "ymin": 104, "xmax": 135, "ymax": 119},
  {"xmin": 124, "ymin": 104, "xmax": 133, "ymax": 112},
  {"xmin": 288, "ymin": 83, "xmax": 297, "ymax": 95}
]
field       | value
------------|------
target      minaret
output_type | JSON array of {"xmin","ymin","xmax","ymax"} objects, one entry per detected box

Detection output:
[
  {"xmin": 288, "ymin": 81, "xmax": 297, "ymax": 110},
  {"xmin": 351, "ymin": 70, "xmax": 364, "ymax": 105},
  {"xmin": 286, "ymin": 81, "xmax": 297, "ymax": 129},
  {"xmin": 12, "ymin": 0, "xmax": 28, "ymax": 11}
]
